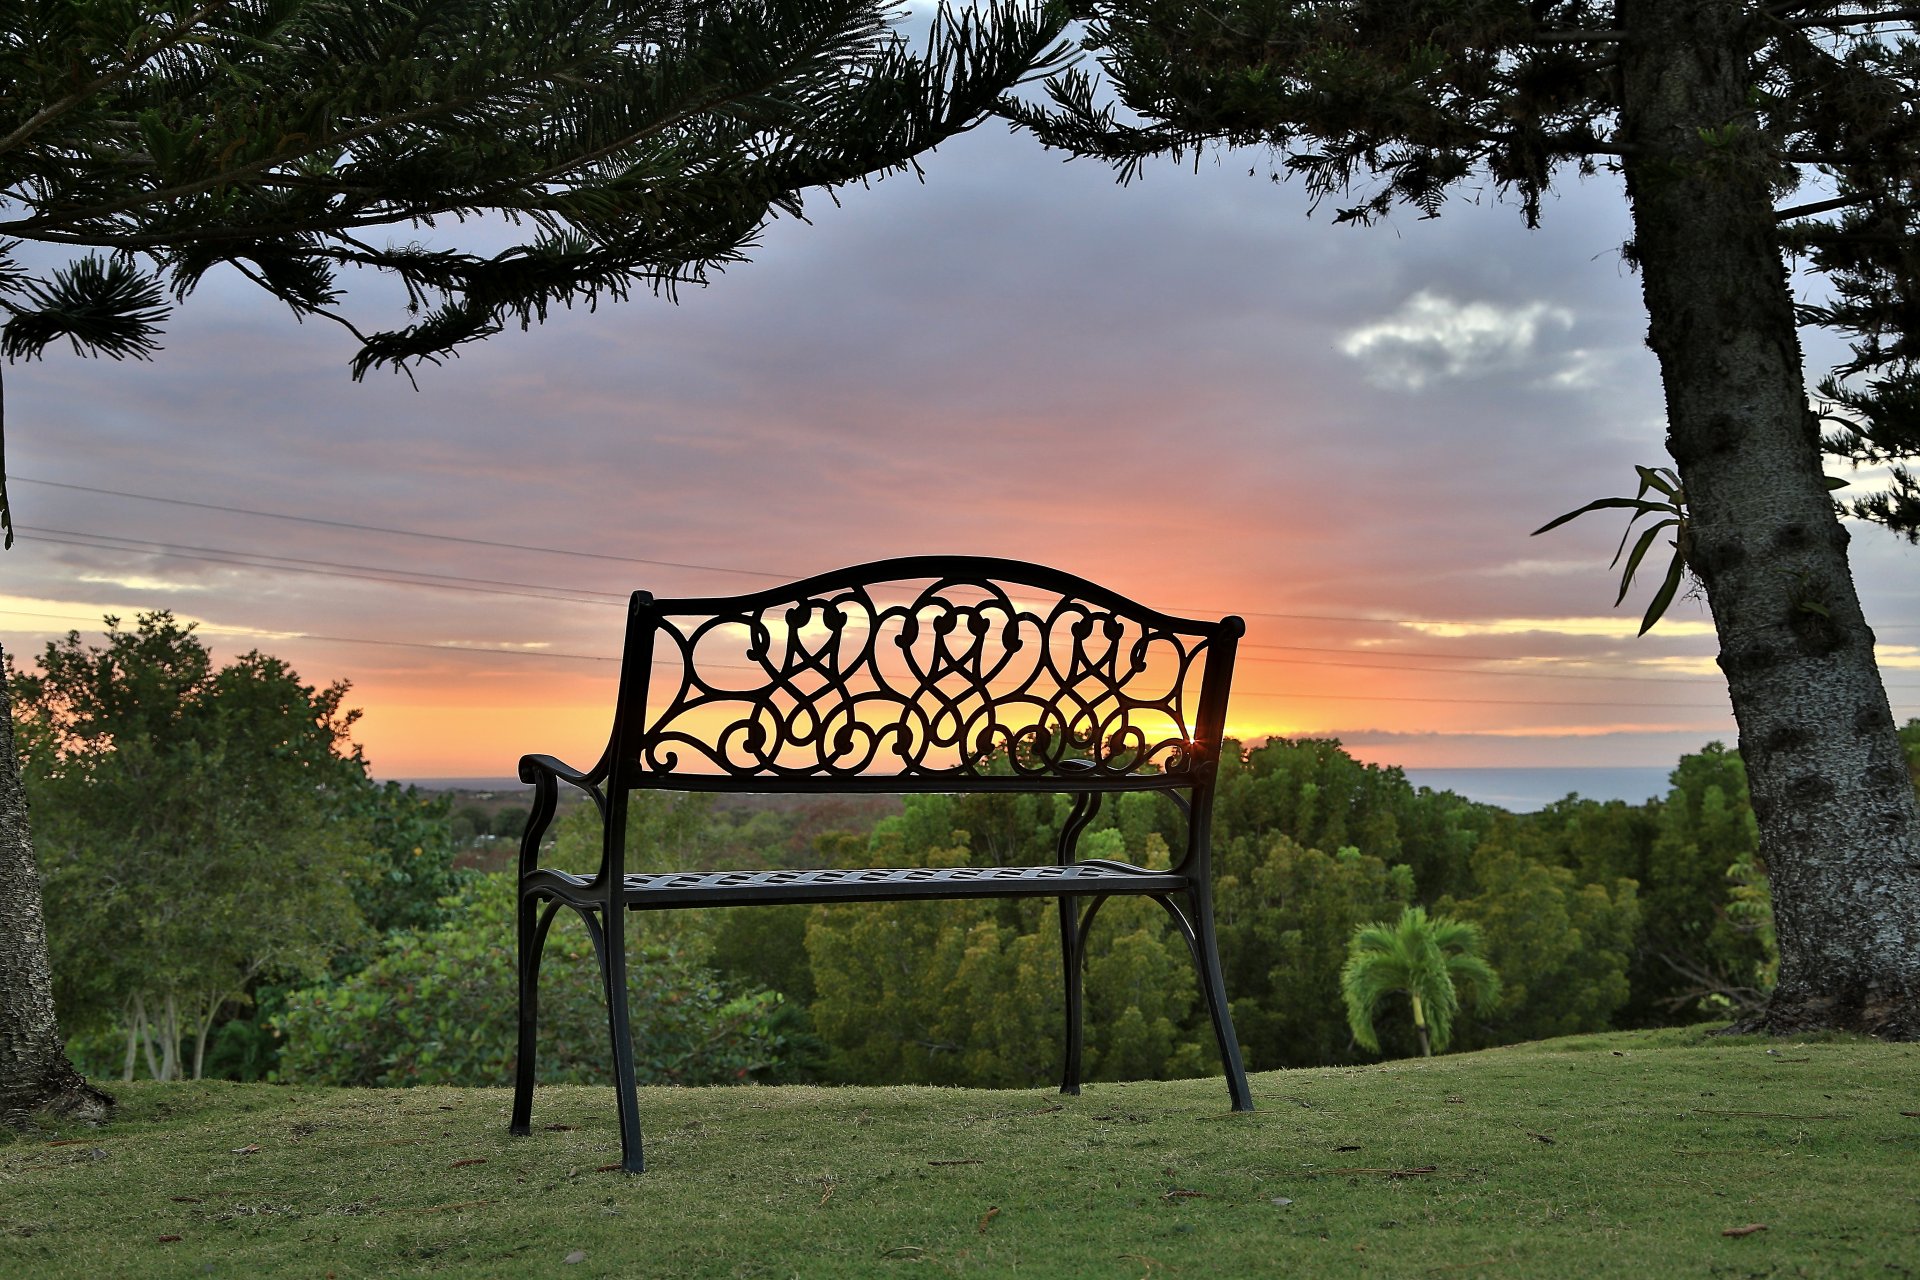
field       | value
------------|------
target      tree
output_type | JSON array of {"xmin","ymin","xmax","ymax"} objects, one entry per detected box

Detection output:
[
  {"xmin": 275, "ymin": 873, "xmax": 788, "ymax": 1089},
  {"xmin": 0, "ymin": 0, "xmax": 1066, "ymax": 1119},
  {"xmin": 0, "ymin": 635, "xmax": 102, "ymax": 1123},
  {"xmin": 799, "ymin": 801, "xmax": 1221, "ymax": 1087},
  {"xmin": 12, "ymin": 613, "xmax": 375, "ymax": 1082},
  {"xmin": 1214, "ymin": 833, "xmax": 1417, "ymax": 1068},
  {"xmin": 1436, "ymin": 845, "xmax": 1639, "ymax": 1046},
  {"xmin": 1340, "ymin": 905, "xmax": 1499, "ymax": 1058},
  {"xmin": 1005, "ymin": 1, "xmax": 1920, "ymax": 1037}
]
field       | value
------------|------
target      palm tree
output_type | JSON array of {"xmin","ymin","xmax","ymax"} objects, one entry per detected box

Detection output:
[{"xmin": 1341, "ymin": 906, "xmax": 1499, "ymax": 1058}]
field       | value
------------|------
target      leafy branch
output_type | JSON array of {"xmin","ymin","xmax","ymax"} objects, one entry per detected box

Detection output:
[{"xmin": 1532, "ymin": 465, "xmax": 1694, "ymax": 635}]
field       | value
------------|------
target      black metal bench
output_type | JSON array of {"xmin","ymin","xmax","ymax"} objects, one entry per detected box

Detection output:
[{"xmin": 508, "ymin": 556, "xmax": 1252, "ymax": 1172}]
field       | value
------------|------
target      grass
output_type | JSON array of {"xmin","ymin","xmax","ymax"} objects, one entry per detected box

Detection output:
[{"xmin": 2, "ymin": 1028, "xmax": 1917, "ymax": 1278}]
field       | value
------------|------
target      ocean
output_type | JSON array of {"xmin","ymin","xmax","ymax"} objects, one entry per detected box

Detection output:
[{"xmin": 397, "ymin": 766, "xmax": 1676, "ymax": 814}]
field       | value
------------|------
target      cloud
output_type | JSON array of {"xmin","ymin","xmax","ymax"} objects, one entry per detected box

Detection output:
[
  {"xmin": 1339, "ymin": 290, "xmax": 1575, "ymax": 389},
  {"xmin": 1399, "ymin": 615, "xmax": 1719, "ymax": 640}
]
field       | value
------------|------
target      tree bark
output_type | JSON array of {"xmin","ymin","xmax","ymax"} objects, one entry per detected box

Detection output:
[
  {"xmin": 0, "ymin": 641, "xmax": 113, "ymax": 1124},
  {"xmin": 1617, "ymin": 0, "xmax": 1920, "ymax": 1037}
]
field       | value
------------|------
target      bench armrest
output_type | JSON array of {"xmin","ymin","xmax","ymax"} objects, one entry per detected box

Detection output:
[{"xmin": 519, "ymin": 753, "xmax": 604, "ymax": 793}]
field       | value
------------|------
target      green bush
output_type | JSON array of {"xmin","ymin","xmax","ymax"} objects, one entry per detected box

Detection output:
[{"xmin": 274, "ymin": 874, "xmax": 785, "ymax": 1087}]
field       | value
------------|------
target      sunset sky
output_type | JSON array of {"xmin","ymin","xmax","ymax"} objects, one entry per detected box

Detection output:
[{"xmin": 5, "ymin": 77, "xmax": 1918, "ymax": 783}]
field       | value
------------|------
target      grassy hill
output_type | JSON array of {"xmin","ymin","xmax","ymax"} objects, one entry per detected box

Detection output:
[{"xmin": 3, "ymin": 1028, "xmax": 1915, "ymax": 1277}]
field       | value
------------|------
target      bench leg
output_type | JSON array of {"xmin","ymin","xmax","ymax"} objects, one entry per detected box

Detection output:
[
  {"xmin": 1058, "ymin": 893, "xmax": 1111, "ymax": 1096},
  {"xmin": 510, "ymin": 896, "xmax": 560, "ymax": 1136},
  {"xmin": 598, "ymin": 904, "xmax": 646, "ymax": 1173},
  {"xmin": 1153, "ymin": 892, "xmax": 1253, "ymax": 1113},
  {"xmin": 1185, "ymin": 888, "xmax": 1253, "ymax": 1113},
  {"xmin": 1058, "ymin": 895, "xmax": 1084, "ymax": 1096}
]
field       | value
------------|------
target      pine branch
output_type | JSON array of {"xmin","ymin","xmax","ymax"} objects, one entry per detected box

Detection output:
[
  {"xmin": 0, "ymin": 1, "xmax": 239, "ymax": 157},
  {"xmin": 1777, "ymin": 193, "xmax": 1871, "ymax": 219},
  {"xmin": 1789, "ymin": 6, "xmax": 1920, "ymax": 28},
  {"xmin": 1521, "ymin": 29, "xmax": 1626, "ymax": 44}
]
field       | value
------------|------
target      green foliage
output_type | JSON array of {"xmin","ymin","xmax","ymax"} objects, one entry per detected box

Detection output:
[
  {"xmin": 1214, "ymin": 835, "xmax": 1416, "ymax": 1068},
  {"xmin": 275, "ymin": 873, "xmax": 786, "ymax": 1088},
  {"xmin": 1642, "ymin": 744, "xmax": 1771, "ymax": 1016},
  {"xmin": 451, "ymin": 804, "xmax": 491, "ymax": 847},
  {"xmin": 1438, "ymin": 845, "xmax": 1638, "ymax": 1047},
  {"xmin": 1341, "ymin": 905, "xmax": 1499, "ymax": 1057},
  {"xmin": 1532, "ymin": 465, "xmax": 1695, "ymax": 635},
  {"xmin": 802, "ymin": 823, "xmax": 1062, "ymax": 1087},
  {"xmin": 1501, "ymin": 747, "xmax": 1772, "ymax": 1025},
  {"xmin": 10, "ymin": 612, "xmax": 375, "ymax": 1081},
  {"xmin": 801, "ymin": 803, "xmax": 1213, "ymax": 1087},
  {"xmin": 712, "ymin": 904, "xmax": 818, "ymax": 1009},
  {"xmin": 1725, "ymin": 844, "xmax": 1778, "ymax": 996},
  {"xmin": 351, "ymin": 782, "xmax": 473, "ymax": 939},
  {"xmin": 1214, "ymin": 737, "xmax": 1492, "ymax": 901}
]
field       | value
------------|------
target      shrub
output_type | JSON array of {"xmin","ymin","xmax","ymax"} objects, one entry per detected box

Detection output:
[{"xmin": 275, "ymin": 874, "xmax": 785, "ymax": 1087}]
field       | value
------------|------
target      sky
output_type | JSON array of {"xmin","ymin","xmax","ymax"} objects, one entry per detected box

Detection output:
[{"xmin": 5, "ymin": 50, "xmax": 1919, "ymax": 782}]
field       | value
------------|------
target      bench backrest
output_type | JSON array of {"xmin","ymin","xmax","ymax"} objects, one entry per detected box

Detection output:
[{"xmin": 604, "ymin": 556, "xmax": 1242, "ymax": 793}]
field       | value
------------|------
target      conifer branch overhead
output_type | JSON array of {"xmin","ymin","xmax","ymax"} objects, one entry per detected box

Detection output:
[
  {"xmin": 1004, "ymin": 0, "xmax": 1920, "ymax": 539},
  {"xmin": 0, "ymin": 0, "xmax": 1072, "ymax": 514},
  {"xmin": 0, "ymin": 0, "xmax": 1070, "ymax": 376}
]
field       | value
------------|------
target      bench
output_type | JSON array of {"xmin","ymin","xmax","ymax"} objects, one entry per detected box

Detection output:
[{"xmin": 508, "ymin": 556, "xmax": 1252, "ymax": 1172}]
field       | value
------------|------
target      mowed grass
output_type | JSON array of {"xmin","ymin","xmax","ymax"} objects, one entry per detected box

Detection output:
[{"xmin": 3, "ymin": 1028, "xmax": 1917, "ymax": 1278}]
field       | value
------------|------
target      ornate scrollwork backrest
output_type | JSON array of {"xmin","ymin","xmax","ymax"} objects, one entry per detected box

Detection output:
[{"xmin": 614, "ymin": 558, "xmax": 1240, "ymax": 786}]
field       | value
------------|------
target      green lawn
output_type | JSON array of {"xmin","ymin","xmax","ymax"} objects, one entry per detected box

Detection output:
[{"xmin": 3, "ymin": 1028, "xmax": 1916, "ymax": 1278}]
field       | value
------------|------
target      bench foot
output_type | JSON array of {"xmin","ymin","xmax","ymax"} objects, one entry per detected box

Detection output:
[
  {"xmin": 1152, "ymin": 890, "xmax": 1253, "ymax": 1114},
  {"xmin": 596, "ymin": 866, "xmax": 648, "ymax": 1175},
  {"xmin": 512, "ymin": 895, "xmax": 563, "ymax": 1137},
  {"xmin": 1188, "ymin": 894, "xmax": 1253, "ymax": 1114}
]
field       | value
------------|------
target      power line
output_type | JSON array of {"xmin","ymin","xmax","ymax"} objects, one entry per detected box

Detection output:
[
  {"xmin": 1242, "ymin": 642, "xmax": 1726, "ymax": 685},
  {"xmin": 26, "ymin": 473, "xmax": 1918, "ymax": 635},
  {"xmin": 19, "ymin": 527, "xmax": 624, "ymax": 607},
  {"xmin": 12, "ymin": 494, "xmax": 1919, "ymax": 699},
  {"xmin": 1230, "ymin": 689, "xmax": 1733, "ymax": 710},
  {"xmin": 11, "ymin": 526, "xmax": 1920, "ymax": 693},
  {"xmin": 0, "ymin": 610, "xmax": 614, "ymax": 660},
  {"xmin": 13, "ymin": 475, "xmax": 791, "ymax": 580},
  {"xmin": 6, "ymin": 607, "xmax": 1911, "ymax": 715}
]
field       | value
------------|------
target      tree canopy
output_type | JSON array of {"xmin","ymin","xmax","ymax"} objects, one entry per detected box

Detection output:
[
  {"xmin": 1003, "ymin": 0, "xmax": 1920, "ymax": 1039},
  {"xmin": 0, "ymin": 0, "xmax": 1068, "ymax": 541},
  {"xmin": 11, "ymin": 612, "xmax": 375, "ymax": 1081}
]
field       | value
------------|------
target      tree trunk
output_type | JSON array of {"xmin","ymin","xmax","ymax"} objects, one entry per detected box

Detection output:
[
  {"xmin": 1617, "ymin": 0, "xmax": 1920, "ymax": 1037},
  {"xmin": 1410, "ymin": 994, "xmax": 1432, "ymax": 1058},
  {"xmin": 0, "ymin": 642, "xmax": 113, "ymax": 1124},
  {"xmin": 132, "ymin": 992, "xmax": 163, "ymax": 1081},
  {"xmin": 160, "ymin": 992, "xmax": 179, "ymax": 1082}
]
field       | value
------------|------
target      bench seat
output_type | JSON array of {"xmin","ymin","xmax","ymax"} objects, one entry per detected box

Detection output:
[{"xmin": 528, "ymin": 860, "xmax": 1188, "ymax": 909}]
